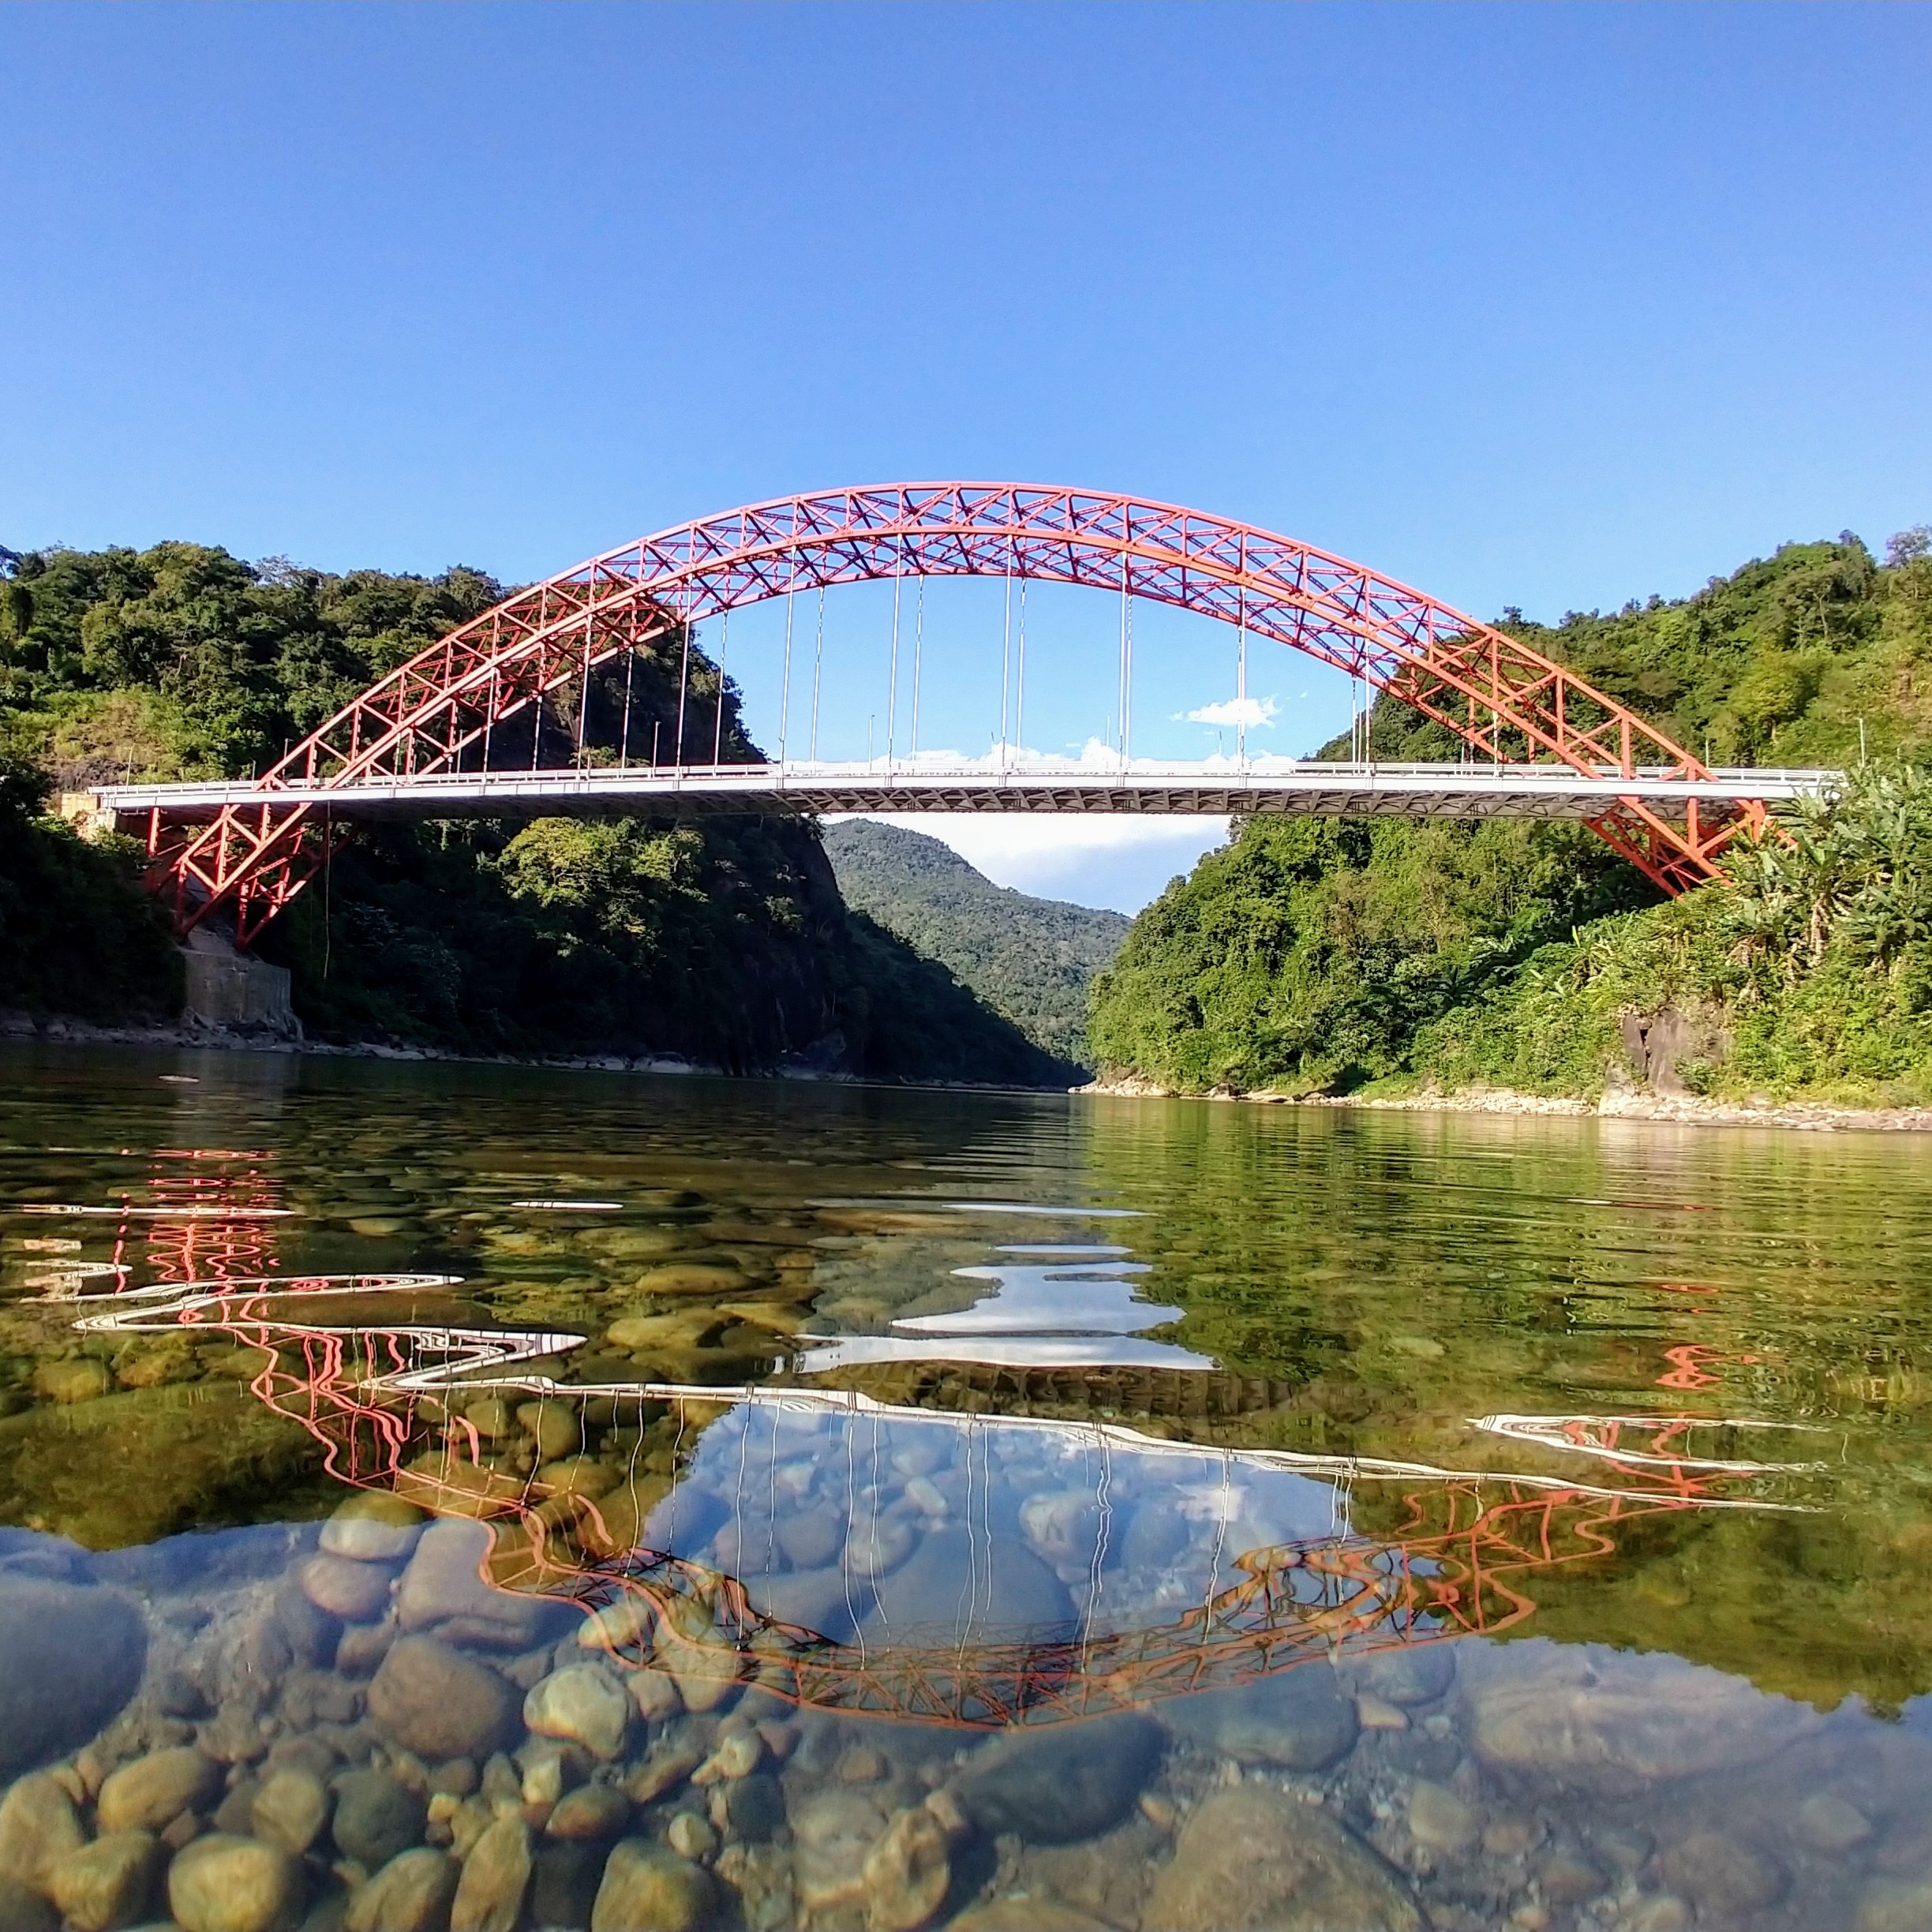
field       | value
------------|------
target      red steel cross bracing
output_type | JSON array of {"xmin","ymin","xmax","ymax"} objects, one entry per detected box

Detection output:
[{"xmin": 146, "ymin": 484, "xmax": 1753, "ymax": 942}]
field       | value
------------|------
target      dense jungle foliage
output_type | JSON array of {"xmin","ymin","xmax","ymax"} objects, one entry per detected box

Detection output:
[
  {"xmin": 0, "ymin": 540, "xmax": 1065, "ymax": 1084},
  {"xmin": 1091, "ymin": 527, "xmax": 1932, "ymax": 1103},
  {"xmin": 0, "ymin": 747, "xmax": 182, "ymax": 1023},
  {"xmin": 822, "ymin": 818, "xmax": 1129, "ymax": 1069}
]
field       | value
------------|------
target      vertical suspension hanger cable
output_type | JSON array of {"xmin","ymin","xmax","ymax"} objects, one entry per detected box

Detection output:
[
  {"xmin": 778, "ymin": 584, "xmax": 795, "ymax": 768},
  {"xmin": 1237, "ymin": 539, "xmax": 1248, "ymax": 769},
  {"xmin": 575, "ymin": 616, "xmax": 592, "ymax": 766},
  {"xmin": 1014, "ymin": 575, "xmax": 1027, "ymax": 759},
  {"xmin": 910, "ymin": 575, "xmax": 924, "ymax": 762},
  {"xmin": 810, "ymin": 586, "xmax": 825, "ymax": 763},
  {"xmin": 675, "ymin": 602, "xmax": 693, "ymax": 767},
  {"xmin": 712, "ymin": 608, "xmax": 730, "ymax": 766},
  {"xmin": 530, "ymin": 653, "xmax": 542, "ymax": 772},
  {"xmin": 1118, "ymin": 554, "xmax": 1130, "ymax": 769},
  {"xmin": 619, "ymin": 646, "xmax": 634, "ymax": 769},
  {"xmin": 886, "ymin": 537, "xmax": 902, "ymax": 775},
  {"xmin": 1000, "ymin": 539, "xmax": 1013, "ymax": 774}
]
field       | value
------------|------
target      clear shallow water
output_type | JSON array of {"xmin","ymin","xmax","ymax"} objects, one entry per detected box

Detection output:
[{"xmin": 3, "ymin": 1047, "xmax": 1932, "ymax": 1930}]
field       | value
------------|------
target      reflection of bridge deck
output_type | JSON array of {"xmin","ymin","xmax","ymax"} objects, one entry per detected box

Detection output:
[{"xmin": 90, "ymin": 759, "xmax": 1838, "ymax": 827}]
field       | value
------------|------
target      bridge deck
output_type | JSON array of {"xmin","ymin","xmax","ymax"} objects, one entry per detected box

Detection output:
[{"xmin": 91, "ymin": 761, "xmax": 1838, "ymax": 826}]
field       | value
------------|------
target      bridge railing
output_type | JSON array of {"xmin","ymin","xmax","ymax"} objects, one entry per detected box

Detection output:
[{"xmin": 88, "ymin": 759, "xmax": 1844, "ymax": 806}]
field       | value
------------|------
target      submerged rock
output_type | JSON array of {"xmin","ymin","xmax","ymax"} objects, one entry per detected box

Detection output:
[
  {"xmin": 0, "ymin": 1577, "xmax": 146, "ymax": 1783},
  {"xmin": 530, "ymin": 1840, "xmax": 605, "ymax": 1931},
  {"xmin": 394, "ymin": 1521, "xmax": 550, "ymax": 1651},
  {"xmin": 0, "ymin": 1878, "xmax": 56, "ymax": 1932},
  {"xmin": 722, "ymin": 1773, "xmax": 787, "ymax": 1844},
  {"xmin": 1017, "ymin": 1490, "xmax": 1103, "ymax": 1577},
  {"xmin": 951, "ymin": 1714, "xmax": 1159, "ymax": 1844},
  {"xmin": 547, "ymin": 1783, "xmax": 630, "ymax": 1841},
  {"xmin": 1142, "ymin": 1787, "xmax": 1424, "ymax": 1932},
  {"xmin": 1465, "ymin": 1643, "xmax": 1818, "ymax": 1790},
  {"xmin": 449, "ymin": 1814, "xmax": 531, "ymax": 1932},
  {"xmin": 1656, "ymin": 1831, "xmax": 1783, "ymax": 1915},
  {"xmin": 96, "ymin": 1747, "xmax": 220, "ymax": 1836},
  {"xmin": 793, "ymin": 1789, "xmax": 889, "ymax": 1913},
  {"xmin": 947, "ymin": 1905, "xmax": 1116, "ymax": 1932},
  {"xmin": 590, "ymin": 1839, "xmax": 713, "ymax": 1932},
  {"xmin": 1406, "ymin": 1779, "xmax": 1479, "ymax": 1856},
  {"xmin": 775, "ymin": 1503, "xmax": 846, "ymax": 1570},
  {"xmin": 666, "ymin": 1812, "xmax": 717, "ymax": 1862},
  {"xmin": 368, "ymin": 1636, "xmax": 520, "ymax": 1761},
  {"xmin": 524, "ymin": 1664, "xmax": 629, "ymax": 1762},
  {"xmin": 942, "ymin": 1900, "xmax": 1113, "ymax": 1932},
  {"xmin": 32, "ymin": 1360, "xmax": 110, "ymax": 1405},
  {"xmin": 1794, "ymin": 1792, "xmax": 1872, "ymax": 1852},
  {"xmin": 0, "ymin": 1773, "xmax": 86, "ymax": 1889},
  {"xmin": 344, "ymin": 1849, "xmax": 458, "ymax": 1932},
  {"xmin": 44, "ymin": 1832, "xmax": 157, "ymax": 1932},
  {"xmin": 1159, "ymin": 1663, "xmax": 1359, "ymax": 1771},
  {"xmin": 298, "ymin": 1554, "xmax": 394, "ymax": 1624},
  {"xmin": 249, "ymin": 1769, "xmax": 331, "ymax": 1857},
  {"xmin": 320, "ymin": 1492, "xmax": 426, "ymax": 1564},
  {"xmin": 330, "ymin": 1768, "xmax": 428, "ymax": 1870},
  {"xmin": 1352, "ymin": 1642, "xmax": 1456, "ymax": 1708},
  {"xmin": 860, "ymin": 1527, "xmax": 1075, "ymax": 1647},
  {"xmin": 862, "ymin": 1802, "xmax": 957, "ymax": 1932},
  {"xmin": 166, "ymin": 1833, "xmax": 301, "ymax": 1932}
]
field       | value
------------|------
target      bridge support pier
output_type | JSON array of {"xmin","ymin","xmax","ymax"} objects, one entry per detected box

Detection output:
[{"xmin": 178, "ymin": 928, "xmax": 301, "ymax": 1040}]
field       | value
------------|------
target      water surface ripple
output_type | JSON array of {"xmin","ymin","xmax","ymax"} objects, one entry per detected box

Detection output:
[{"xmin": 2, "ymin": 1045, "xmax": 1930, "ymax": 1932}]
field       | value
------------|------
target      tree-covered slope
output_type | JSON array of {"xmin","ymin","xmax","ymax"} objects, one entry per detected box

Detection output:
[
  {"xmin": 822, "ymin": 818, "xmax": 1129, "ymax": 1070},
  {"xmin": 0, "ymin": 541, "xmax": 1069, "ymax": 1086},
  {"xmin": 1331, "ymin": 528, "xmax": 1932, "ymax": 769},
  {"xmin": 1092, "ymin": 526, "xmax": 1932, "ymax": 1101}
]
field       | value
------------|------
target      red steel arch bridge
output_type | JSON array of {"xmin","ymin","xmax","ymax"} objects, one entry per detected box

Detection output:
[{"xmin": 76, "ymin": 483, "xmax": 1836, "ymax": 945}]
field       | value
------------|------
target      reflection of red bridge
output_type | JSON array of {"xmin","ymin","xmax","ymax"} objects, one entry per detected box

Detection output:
[
  {"xmin": 78, "ymin": 485, "xmax": 1804, "ymax": 942},
  {"xmin": 51, "ymin": 1270, "xmax": 1814, "ymax": 1728}
]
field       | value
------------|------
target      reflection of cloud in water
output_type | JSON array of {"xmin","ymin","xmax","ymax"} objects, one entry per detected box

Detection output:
[
  {"xmin": 792, "ymin": 1334, "xmax": 1212, "ymax": 1372},
  {"xmin": 893, "ymin": 1264, "xmax": 1161, "ymax": 1335},
  {"xmin": 802, "ymin": 1246, "xmax": 1208, "ymax": 1373}
]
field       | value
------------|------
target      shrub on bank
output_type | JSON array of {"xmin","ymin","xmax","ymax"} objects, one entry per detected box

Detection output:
[{"xmin": 1407, "ymin": 765, "xmax": 1932, "ymax": 1106}]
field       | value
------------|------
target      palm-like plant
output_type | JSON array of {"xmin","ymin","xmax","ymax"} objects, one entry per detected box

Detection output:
[{"xmin": 1724, "ymin": 765, "xmax": 1932, "ymax": 979}]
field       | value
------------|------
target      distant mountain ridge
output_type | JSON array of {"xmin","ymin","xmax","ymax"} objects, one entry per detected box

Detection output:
[{"xmin": 822, "ymin": 819, "xmax": 1131, "ymax": 1071}]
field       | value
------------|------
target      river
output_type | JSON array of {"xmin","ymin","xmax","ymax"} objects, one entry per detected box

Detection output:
[{"xmin": 2, "ymin": 1043, "xmax": 1930, "ymax": 1931}]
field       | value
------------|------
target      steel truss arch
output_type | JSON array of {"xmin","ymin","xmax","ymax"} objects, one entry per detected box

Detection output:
[{"xmin": 148, "ymin": 484, "xmax": 1750, "ymax": 942}]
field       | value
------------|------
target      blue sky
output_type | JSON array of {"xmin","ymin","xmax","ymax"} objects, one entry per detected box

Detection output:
[{"xmin": 4, "ymin": 3, "xmax": 1927, "ymax": 908}]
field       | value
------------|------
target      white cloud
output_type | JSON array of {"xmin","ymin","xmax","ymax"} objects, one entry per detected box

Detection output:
[{"xmin": 1185, "ymin": 695, "xmax": 1279, "ymax": 729}]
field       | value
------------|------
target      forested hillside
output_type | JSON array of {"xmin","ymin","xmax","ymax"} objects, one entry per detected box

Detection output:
[
  {"xmin": 1090, "ymin": 527, "xmax": 1932, "ymax": 1104},
  {"xmin": 822, "ymin": 818, "xmax": 1126, "ymax": 1070},
  {"xmin": 0, "ymin": 541, "xmax": 1067, "ymax": 1086}
]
